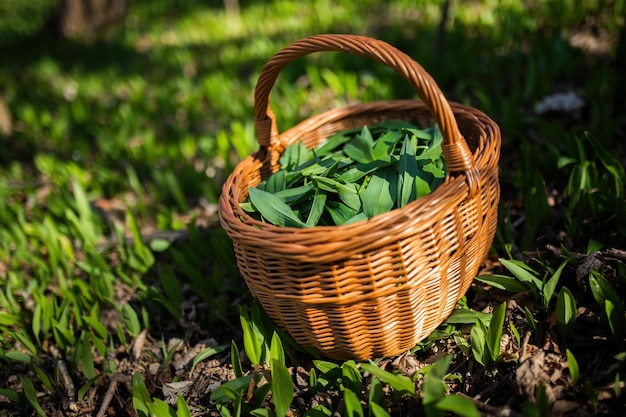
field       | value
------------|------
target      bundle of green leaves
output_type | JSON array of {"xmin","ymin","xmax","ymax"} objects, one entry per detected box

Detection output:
[{"xmin": 240, "ymin": 120, "xmax": 446, "ymax": 227}]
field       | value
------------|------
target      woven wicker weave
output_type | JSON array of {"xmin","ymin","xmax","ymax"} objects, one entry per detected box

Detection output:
[{"xmin": 219, "ymin": 34, "xmax": 501, "ymax": 360}]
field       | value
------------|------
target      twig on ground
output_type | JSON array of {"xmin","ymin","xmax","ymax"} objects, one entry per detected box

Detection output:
[
  {"xmin": 50, "ymin": 345, "xmax": 78, "ymax": 412},
  {"xmin": 604, "ymin": 247, "xmax": 626, "ymax": 261},
  {"xmin": 96, "ymin": 373, "xmax": 120, "ymax": 417},
  {"xmin": 546, "ymin": 244, "xmax": 626, "ymax": 261},
  {"xmin": 520, "ymin": 331, "xmax": 531, "ymax": 362},
  {"xmin": 473, "ymin": 370, "xmax": 516, "ymax": 402}
]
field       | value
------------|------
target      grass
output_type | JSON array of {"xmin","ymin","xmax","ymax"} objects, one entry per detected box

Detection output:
[{"xmin": 1, "ymin": 0, "xmax": 625, "ymax": 415}]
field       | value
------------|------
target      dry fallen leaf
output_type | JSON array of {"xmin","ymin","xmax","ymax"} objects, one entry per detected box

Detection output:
[
  {"xmin": 516, "ymin": 350, "xmax": 569, "ymax": 406},
  {"xmin": 391, "ymin": 351, "xmax": 421, "ymax": 377},
  {"xmin": 162, "ymin": 380, "xmax": 194, "ymax": 405}
]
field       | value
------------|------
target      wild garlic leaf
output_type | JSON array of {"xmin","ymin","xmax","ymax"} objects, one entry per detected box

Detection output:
[
  {"xmin": 311, "ymin": 176, "xmax": 361, "ymax": 211},
  {"xmin": 279, "ymin": 141, "xmax": 311, "ymax": 171},
  {"xmin": 422, "ymin": 162, "xmax": 445, "ymax": 178},
  {"xmin": 398, "ymin": 133, "xmax": 418, "ymax": 208},
  {"xmin": 337, "ymin": 182, "xmax": 361, "ymax": 212},
  {"xmin": 247, "ymin": 187, "xmax": 308, "ymax": 228},
  {"xmin": 325, "ymin": 201, "xmax": 359, "ymax": 225},
  {"xmin": 296, "ymin": 140, "xmax": 310, "ymax": 165},
  {"xmin": 246, "ymin": 120, "xmax": 445, "ymax": 227},
  {"xmin": 415, "ymin": 125, "xmax": 444, "ymax": 161},
  {"xmin": 265, "ymin": 170, "xmax": 286, "ymax": 194},
  {"xmin": 315, "ymin": 131, "xmax": 355, "ymax": 157},
  {"xmin": 343, "ymin": 126, "xmax": 376, "ymax": 163},
  {"xmin": 323, "ymin": 159, "xmax": 341, "ymax": 178},
  {"xmin": 401, "ymin": 127, "xmax": 433, "ymax": 141},
  {"xmin": 300, "ymin": 157, "xmax": 337, "ymax": 177},
  {"xmin": 343, "ymin": 142, "xmax": 371, "ymax": 164},
  {"xmin": 272, "ymin": 183, "xmax": 315, "ymax": 204},
  {"xmin": 336, "ymin": 157, "xmax": 394, "ymax": 183},
  {"xmin": 278, "ymin": 143, "xmax": 295, "ymax": 170},
  {"xmin": 306, "ymin": 189, "xmax": 327, "ymax": 226},
  {"xmin": 414, "ymin": 175, "xmax": 432, "ymax": 199},
  {"xmin": 372, "ymin": 130, "xmax": 404, "ymax": 160},
  {"xmin": 359, "ymin": 125, "xmax": 376, "ymax": 147},
  {"xmin": 344, "ymin": 212, "xmax": 368, "ymax": 225},
  {"xmin": 361, "ymin": 167, "xmax": 397, "ymax": 218}
]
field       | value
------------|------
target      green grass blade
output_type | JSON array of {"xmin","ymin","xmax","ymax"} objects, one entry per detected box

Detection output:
[
  {"xmin": 542, "ymin": 261, "xmax": 568, "ymax": 308},
  {"xmin": 360, "ymin": 362, "xmax": 414, "ymax": 395},
  {"xmin": 270, "ymin": 332, "xmax": 285, "ymax": 366},
  {"xmin": 445, "ymin": 309, "xmax": 492, "ymax": 327},
  {"xmin": 566, "ymin": 349, "xmax": 579, "ymax": 385},
  {"xmin": 177, "ymin": 395, "xmax": 193, "ymax": 417},
  {"xmin": 343, "ymin": 387, "xmax": 365, "ymax": 417},
  {"xmin": 341, "ymin": 360, "xmax": 363, "ymax": 393},
  {"xmin": 499, "ymin": 258, "xmax": 542, "ymax": 292},
  {"xmin": 556, "ymin": 287, "xmax": 577, "ymax": 340},
  {"xmin": 487, "ymin": 302, "xmax": 506, "ymax": 363},
  {"xmin": 435, "ymin": 395, "xmax": 481, "ymax": 417},
  {"xmin": 21, "ymin": 376, "xmax": 46, "ymax": 417},
  {"xmin": 191, "ymin": 345, "xmax": 229, "ymax": 375},
  {"xmin": 271, "ymin": 359, "xmax": 294, "ymax": 417},
  {"xmin": 474, "ymin": 274, "xmax": 529, "ymax": 293},
  {"xmin": 121, "ymin": 304, "xmax": 141, "ymax": 338},
  {"xmin": 369, "ymin": 402, "xmax": 391, "ymax": 417},
  {"xmin": 239, "ymin": 306, "xmax": 263, "ymax": 366},
  {"xmin": 470, "ymin": 319, "xmax": 487, "ymax": 367}
]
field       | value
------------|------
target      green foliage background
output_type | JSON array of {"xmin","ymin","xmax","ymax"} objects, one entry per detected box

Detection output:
[{"xmin": 0, "ymin": 0, "xmax": 59, "ymax": 44}]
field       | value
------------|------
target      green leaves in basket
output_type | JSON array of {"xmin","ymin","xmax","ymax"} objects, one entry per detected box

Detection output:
[
  {"xmin": 243, "ymin": 120, "xmax": 446, "ymax": 227},
  {"xmin": 398, "ymin": 133, "xmax": 419, "ymax": 207},
  {"xmin": 344, "ymin": 126, "xmax": 376, "ymax": 163},
  {"xmin": 247, "ymin": 187, "xmax": 308, "ymax": 228},
  {"xmin": 361, "ymin": 167, "xmax": 397, "ymax": 218}
]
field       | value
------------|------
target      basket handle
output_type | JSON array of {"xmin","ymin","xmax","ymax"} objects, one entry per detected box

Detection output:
[{"xmin": 254, "ymin": 34, "xmax": 478, "ymax": 184}]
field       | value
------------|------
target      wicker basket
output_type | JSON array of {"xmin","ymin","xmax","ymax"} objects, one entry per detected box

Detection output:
[{"xmin": 219, "ymin": 34, "xmax": 501, "ymax": 360}]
